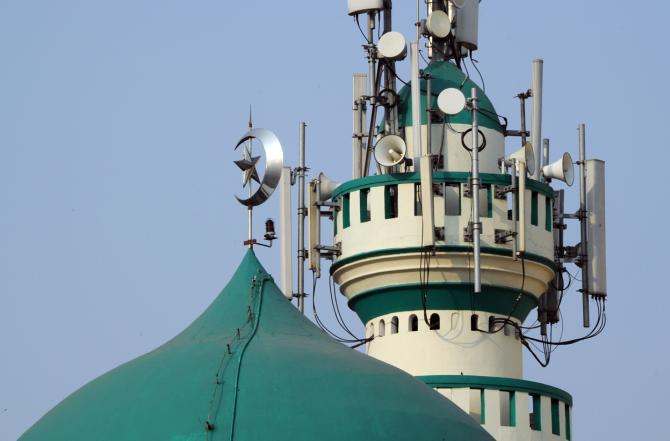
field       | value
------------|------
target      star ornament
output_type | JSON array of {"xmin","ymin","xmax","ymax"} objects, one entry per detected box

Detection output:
[
  {"xmin": 233, "ymin": 128, "xmax": 283, "ymax": 208},
  {"xmin": 234, "ymin": 155, "xmax": 261, "ymax": 187}
]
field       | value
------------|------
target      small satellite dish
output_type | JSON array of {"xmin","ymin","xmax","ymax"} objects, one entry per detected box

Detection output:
[
  {"xmin": 450, "ymin": 0, "xmax": 467, "ymax": 8},
  {"xmin": 425, "ymin": 11, "xmax": 452, "ymax": 39},
  {"xmin": 377, "ymin": 32, "xmax": 407, "ymax": 61},
  {"xmin": 437, "ymin": 88, "xmax": 466, "ymax": 115},
  {"xmin": 374, "ymin": 135, "xmax": 407, "ymax": 167}
]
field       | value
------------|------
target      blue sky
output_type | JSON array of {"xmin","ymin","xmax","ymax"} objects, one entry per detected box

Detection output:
[{"xmin": 1, "ymin": 1, "xmax": 668, "ymax": 439}]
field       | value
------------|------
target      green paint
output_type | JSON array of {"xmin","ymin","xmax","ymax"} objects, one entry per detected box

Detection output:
[
  {"xmin": 565, "ymin": 403, "xmax": 571, "ymax": 440},
  {"xmin": 418, "ymin": 375, "xmax": 573, "ymax": 407},
  {"xmin": 348, "ymin": 283, "xmax": 538, "ymax": 323},
  {"xmin": 545, "ymin": 196, "xmax": 552, "ymax": 232},
  {"xmin": 331, "ymin": 245, "xmax": 557, "ymax": 275},
  {"xmin": 333, "ymin": 200, "xmax": 338, "ymax": 235},
  {"xmin": 393, "ymin": 61, "xmax": 504, "ymax": 132},
  {"xmin": 485, "ymin": 185, "xmax": 493, "ymax": 218},
  {"xmin": 360, "ymin": 188, "xmax": 370, "ymax": 223},
  {"xmin": 343, "ymin": 193, "xmax": 351, "ymax": 229},
  {"xmin": 551, "ymin": 398, "xmax": 560, "ymax": 436},
  {"xmin": 510, "ymin": 391, "xmax": 517, "ymax": 427},
  {"xmin": 480, "ymin": 389, "xmax": 486, "ymax": 424},
  {"xmin": 531, "ymin": 191, "xmax": 538, "ymax": 226},
  {"xmin": 532, "ymin": 394, "xmax": 542, "ymax": 431},
  {"xmin": 20, "ymin": 251, "xmax": 494, "ymax": 441},
  {"xmin": 331, "ymin": 172, "xmax": 554, "ymax": 202}
]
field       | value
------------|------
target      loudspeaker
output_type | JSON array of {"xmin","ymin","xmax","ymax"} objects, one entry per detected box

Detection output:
[
  {"xmin": 542, "ymin": 152, "xmax": 574, "ymax": 186},
  {"xmin": 318, "ymin": 173, "xmax": 341, "ymax": 201},
  {"xmin": 374, "ymin": 135, "xmax": 407, "ymax": 167},
  {"xmin": 507, "ymin": 142, "xmax": 535, "ymax": 175}
]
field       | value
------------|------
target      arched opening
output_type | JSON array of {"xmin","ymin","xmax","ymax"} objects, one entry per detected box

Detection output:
[
  {"xmin": 409, "ymin": 314, "xmax": 418, "ymax": 332},
  {"xmin": 368, "ymin": 322, "xmax": 375, "ymax": 339},
  {"xmin": 391, "ymin": 316, "xmax": 399, "ymax": 334},
  {"xmin": 429, "ymin": 313, "xmax": 440, "ymax": 330},
  {"xmin": 379, "ymin": 319, "xmax": 386, "ymax": 337}
]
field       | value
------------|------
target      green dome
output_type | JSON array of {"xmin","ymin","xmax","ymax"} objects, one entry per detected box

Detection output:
[
  {"xmin": 396, "ymin": 60, "xmax": 504, "ymax": 132},
  {"xmin": 20, "ymin": 250, "xmax": 493, "ymax": 441}
]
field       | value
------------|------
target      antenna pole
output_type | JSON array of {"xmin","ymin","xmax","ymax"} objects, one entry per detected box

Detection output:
[
  {"xmin": 297, "ymin": 122, "xmax": 307, "ymax": 313},
  {"xmin": 578, "ymin": 123, "xmax": 590, "ymax": 327},
  {"xmin": 471, "ymin": 88, "xmax": 481, "ymax": 293},
  {"xmin": 247, "ymin": 110, "xmax": 254, "ymax": 248}
]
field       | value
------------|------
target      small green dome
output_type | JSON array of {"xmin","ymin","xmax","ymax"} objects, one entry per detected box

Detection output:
[
  {"xmin": 20, "ymin": 250, "xmax": 493, "ymax": 441},
  {"xmin": 396, "ymin": 60, "xmax": 504, "ymax": 132}
]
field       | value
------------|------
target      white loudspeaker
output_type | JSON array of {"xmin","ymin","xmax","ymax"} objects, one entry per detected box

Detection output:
[
  {"xmin": 508, "ymin": 142, "xmax": 535, "ymax": 174},
  {"xmin": 318, "ymin": 173, "xmax": 341, "ymax": 200},
  {"xmin": 542, "ymin": 152, "xmax": 574, "ymax": 186},
  {"xmin": 374, "ymin": 135, "xmax": 407, "ymax": 167}
]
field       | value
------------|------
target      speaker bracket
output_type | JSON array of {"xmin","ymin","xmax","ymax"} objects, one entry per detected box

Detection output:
[
  {"xmin": 494, "ymin": 229, "xmax": 515, "ymax": 244},
  {"xmin": 495, "ymin": 184, "xmax": 515, "ymax": 199}
]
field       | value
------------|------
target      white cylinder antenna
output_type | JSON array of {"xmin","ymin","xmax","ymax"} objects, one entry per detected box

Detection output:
[{"xmin": 531, "ymin": 59, "xmax": 544, "ymax": 178}]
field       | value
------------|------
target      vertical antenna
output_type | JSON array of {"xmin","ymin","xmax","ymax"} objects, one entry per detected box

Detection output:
[
  {"xmin": 297, "ymin": 122, "xmax": 307, "ymax": 314},
  {"xmin": 531, "ymin": 59, "xmax": 544, "ymax": 178},
  {"xmin": 280, "ymin": 166, "xmax": 293, "ymax": 300},
  {"xmin": 578, "ymin": 123, "xmax": 590, "ymax": 327}
]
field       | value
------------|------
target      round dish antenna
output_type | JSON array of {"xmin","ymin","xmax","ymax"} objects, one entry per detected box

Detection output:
[
  {"xmin": 377, "ymin": 32, "xmax": 407, "ymax": 61},
  {"xmin": 437, "ymin": 88, "xmax": 467, "ymax": 115},
  {"xmin": 426, "ymin": 11, "xmax": 452, "ymax": 39}
]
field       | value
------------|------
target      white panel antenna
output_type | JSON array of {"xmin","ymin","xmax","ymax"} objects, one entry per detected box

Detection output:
[
  {"xmin": 454, "ymin": 0, "xmax": 479, "ymax": 50},
  {"xmin": 347, "ymin": 0, "xmax": 384, "ymax": 16}
]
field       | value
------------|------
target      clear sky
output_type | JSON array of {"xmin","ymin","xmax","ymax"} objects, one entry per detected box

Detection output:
[{"xmin": 1, "ymin": 1, "xmax": 667, "ymax": 439}]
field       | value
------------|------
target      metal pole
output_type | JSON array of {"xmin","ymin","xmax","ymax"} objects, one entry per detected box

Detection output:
[
  {"xmin": 578, "ymin": 123, "xmax": 590, "ymax": 327},
  {"xmin": 352, "ymin": 73, "xmax": 367, "ymax": 179},
  {"xmin": 383, "ymin": 1, "xmax": 397, "ymax": 136},
  {"xmin": 543, "ymin": 138, "xmax": 550, "ymax": 167},
  {"xmin": 542, "ymin": 138, "xmax": 550, "ymax": 182},
  {"xmin": 247, "ymin": 114, "xmax": 254, "ymax": 248},
  {"xmin": 297, "ymin": 122, "xmax": 307, "ymax": 314},
  {"xmin": 367, "ymin": 13, "xmax": 376, "ymax": 99},
  {"xmin": 411, "ymin": 41, "xmax": 422, "ymax": 159},
  {"xmin": 426, "ymin": 74, "xmax": 432, "ymax": 156},
  {"xmin": 471, "ymin": 88, "xmax": 481, "ymax": 294},
  {"xmin": 416, "ymin": 0, "xmax": 421, "ymax": 41},
  {"xmin": 519, "ymin": 94, "xmax": 528, "ymax": 146},
  {"xmin": 511, "ymin": 161, "xmax": 518, "ymax": 260}
]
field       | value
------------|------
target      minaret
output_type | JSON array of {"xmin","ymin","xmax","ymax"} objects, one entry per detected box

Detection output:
[{"xmin": 310, "ymin": 1, "xmax": 607, "ymax": 439}]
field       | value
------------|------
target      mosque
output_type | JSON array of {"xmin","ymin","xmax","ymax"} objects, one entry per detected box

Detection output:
[{"xmin": 19, "ymin": 1, "xmax": 606, "ymax": 440}]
